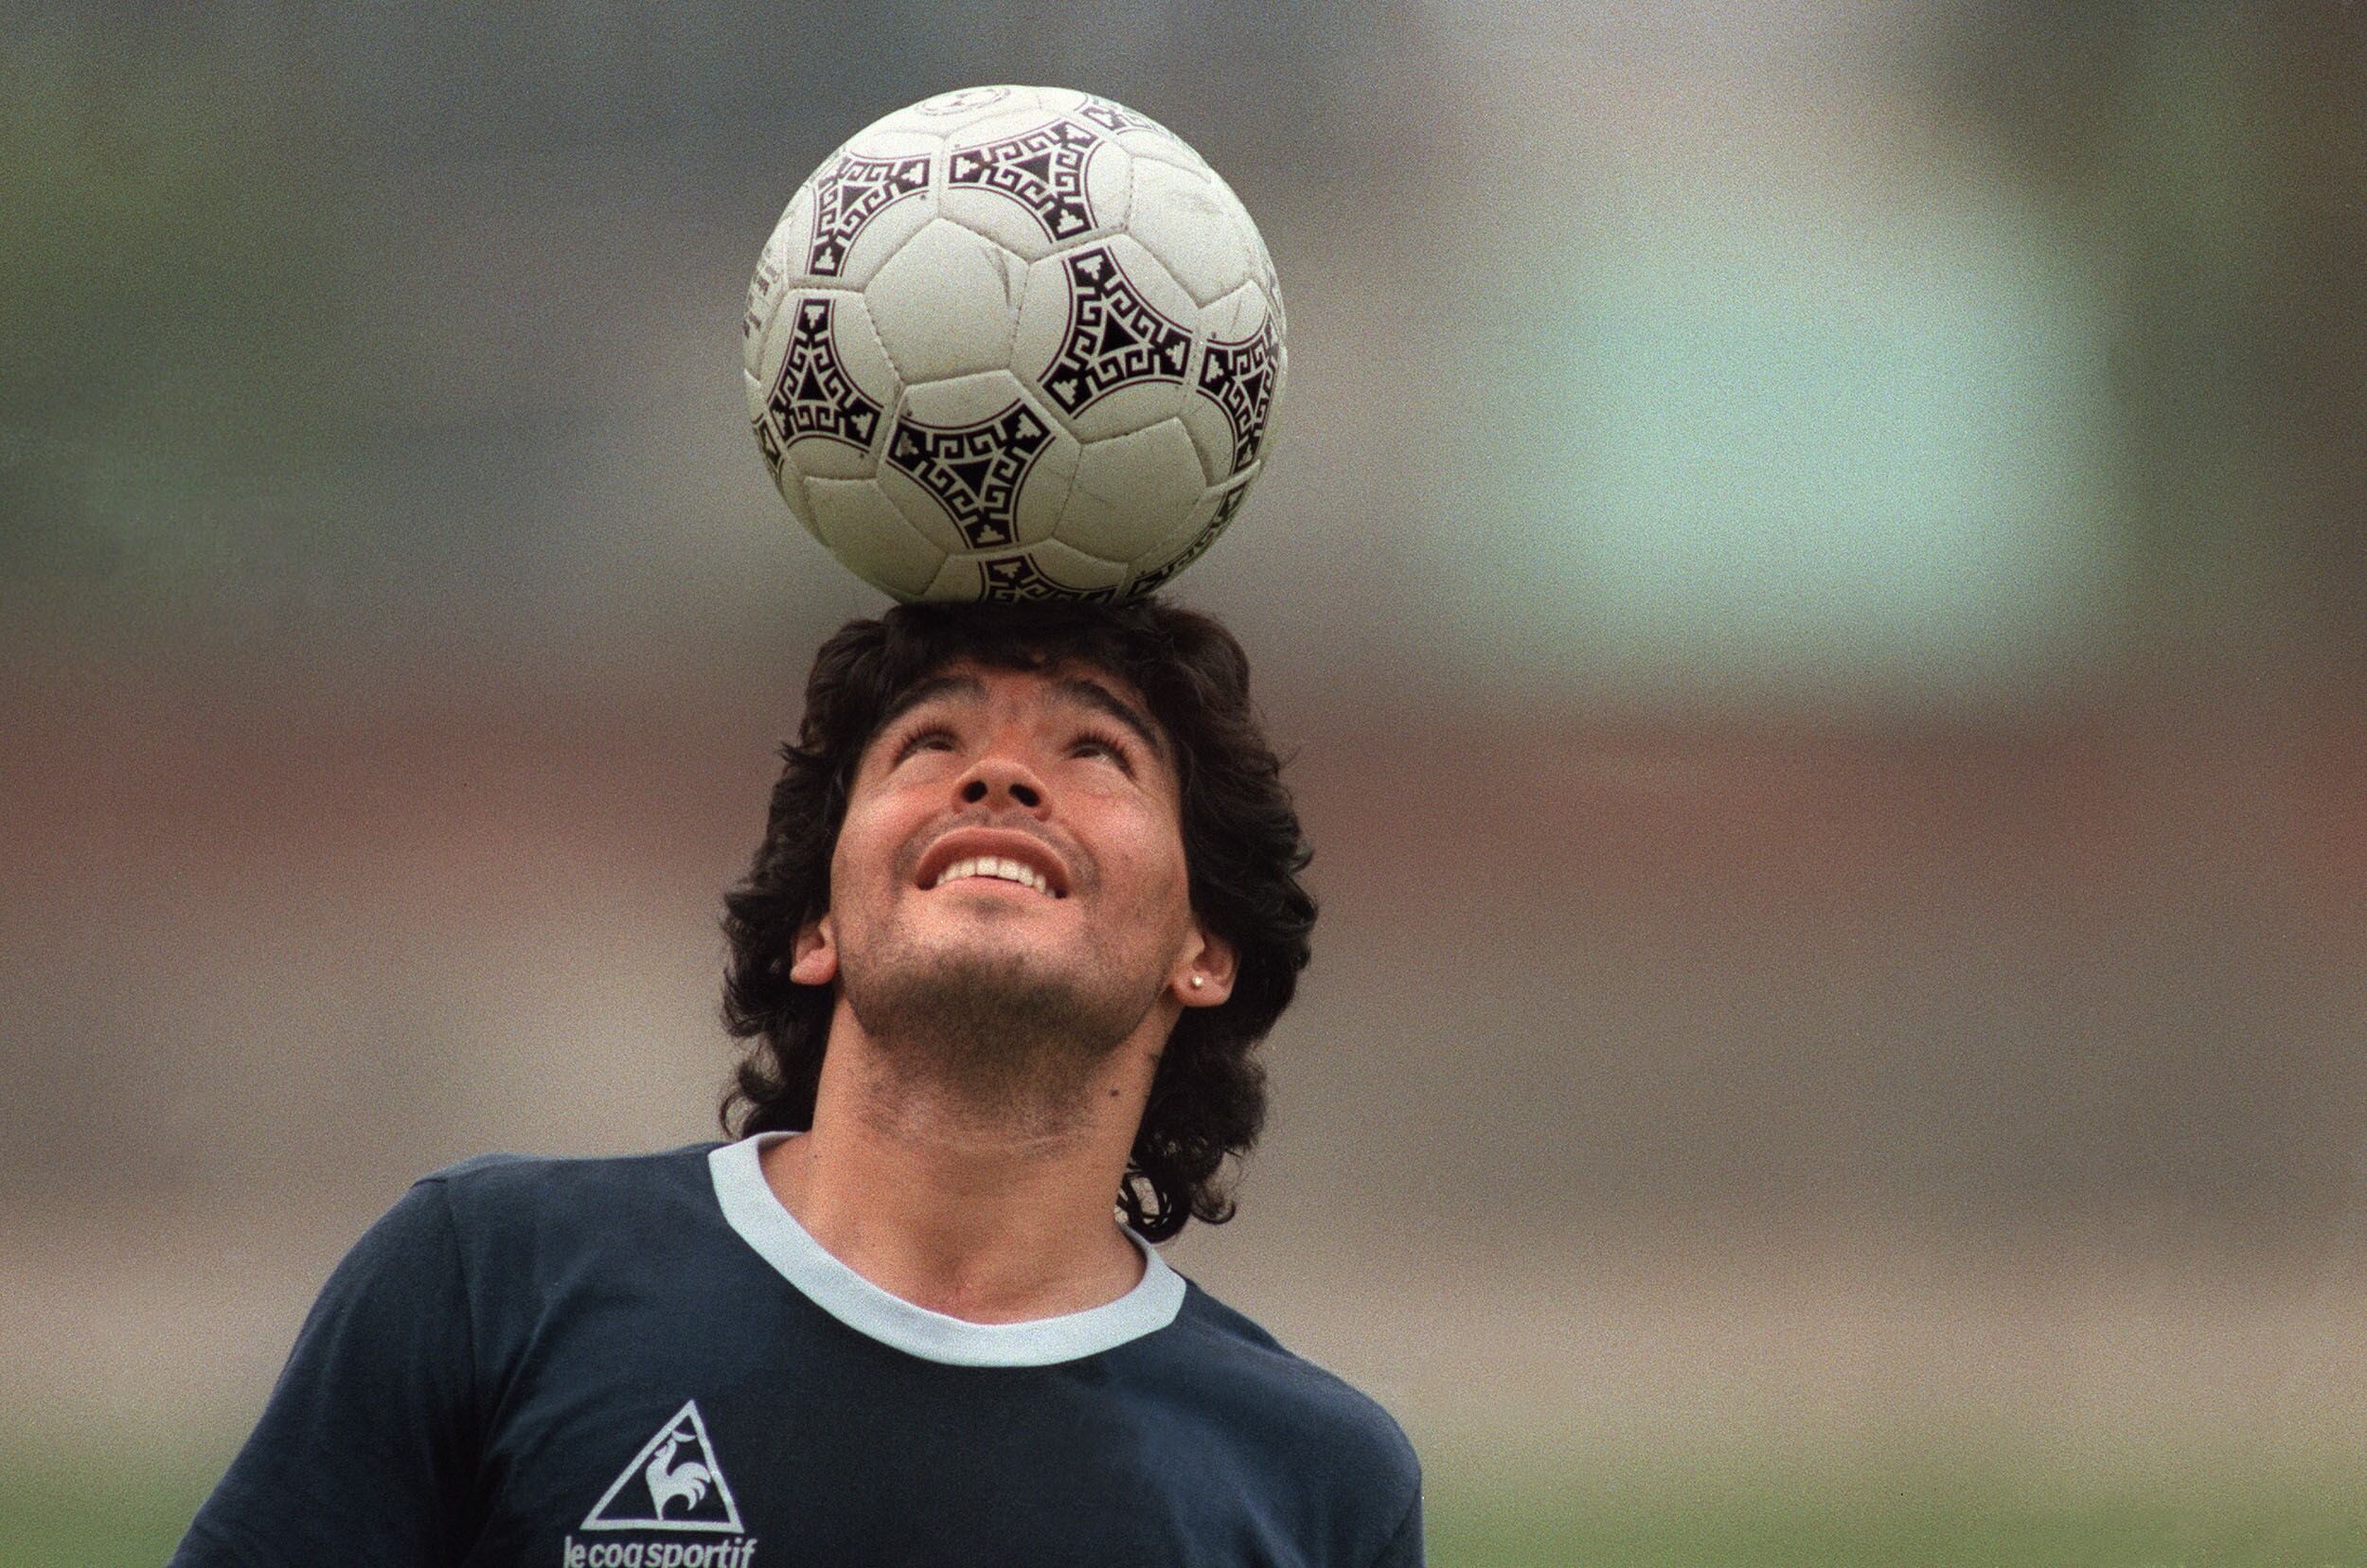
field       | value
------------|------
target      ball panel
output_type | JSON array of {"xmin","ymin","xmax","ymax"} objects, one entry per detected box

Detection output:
[
  {"xmin": 893, "ymin": 366, "xmax": 1041, "ymax": 427},
  {"xmin": 939, "ymin": 129, "xmax": 1130, "ymax": 262},
  {"xmin": 1119, "ymin": 136, "xmax": 1214, "ymax": 178},
  {"xmin": 748, "ymin": 286, "xmax": 875, "ymax": 407},
  {"xmin": 940, "ymin": 114, "xmax": 1127, "ymax": 260},
  {"xmin": 809, "ymin": 476, "xmax": 947, "ymax": 600},
  {"xmin": 1184, "ymin": 281, "xmax": 1283, "ymax": 480},
  {"xmin": 760, "ymin": 292, "xmax": 893, "ymax": 482},
  {"xmin": 1125, "ymin": 157, "xmax": 1256, "ymax": 309},
  {"xmin": 1010, "ymin": 434, "xmax": 1081, "ymax": 548},
  {"xmin": 875, "ymin": 465, "xmax": 970, "ymax": 559},
  {"xmin": 883, "ymin": 371, "xmax": 1078, "ymax": 554},
  {"xmin": 819, "ymin": 288, "xmax": 902, "ymax": 409},
  {"xmin": 1127, "ymin": 467, "xmax": 1258, "ymax": 596},
  {"xmin": 1175, "ymin": 389, "xmax": 1231, "ymax": 489},
  {"xmin": 1011, "ymin": 236, "xmax": 1200, "ymax": 443},
  {"xmin": 862, "ymin": 219, "xmax": 1028, "ymax": 385},
  {"xmin": 920, "ymin": 555, "xmax": 985, "ymax": 600},
  {"xmin": 753, "ymin": 406, "xmax": 820, "ymax": 543},
  {"xmin": 1199, "ymin": 275, "xmax": 1277, "ymax": 341},
  {"xmin": 1196, "ymin": 163, "xmax": 1284, "ymax": 329},
  {"xmin": 1043, "ymin": 375, "xmax": 1187, "ymax": 448},
  {"xmin": 799, "ymin": 139, "xmax": 938, "ymax": 288},
  {"xmin": 1058, "ymin": 418, "xmax": 1206, "ymax": 565}
]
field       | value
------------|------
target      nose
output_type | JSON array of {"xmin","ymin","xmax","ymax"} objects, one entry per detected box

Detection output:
[{"xmin": 956, "ymin": 753, "xmax": 1045, "ymax": 812}]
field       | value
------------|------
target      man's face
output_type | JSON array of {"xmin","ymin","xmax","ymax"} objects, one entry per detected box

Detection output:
[{"xmin": 792, "ymin": 657, "xmax": 1230, "ymax": 1103}]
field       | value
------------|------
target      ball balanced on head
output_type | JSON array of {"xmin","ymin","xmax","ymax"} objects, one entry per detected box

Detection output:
[{"xmin": 743, "ymin": 85, "xmax": 1286, "ymax": 602}]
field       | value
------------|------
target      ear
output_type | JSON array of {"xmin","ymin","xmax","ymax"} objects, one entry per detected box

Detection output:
[
  {"xmin": 789, "ymin": 913, "xmax": 839, "ymax": 987},
  {"xmin": 1171, "ymin": 923, "xmax": 1237, "ymax": 1008}
]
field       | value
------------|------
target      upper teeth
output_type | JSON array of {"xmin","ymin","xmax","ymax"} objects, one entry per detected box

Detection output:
[{"xmin": 933, "ymin": 856, "xmax": 1053, "ymax": 896}]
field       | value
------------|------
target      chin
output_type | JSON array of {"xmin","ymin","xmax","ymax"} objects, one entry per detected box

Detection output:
[{"xmin": 843, "ymin": 932, "xmax": 1149, "ymax": 1077}]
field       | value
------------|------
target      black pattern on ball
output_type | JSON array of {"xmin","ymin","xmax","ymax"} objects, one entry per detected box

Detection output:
[
  {"xmin": 766, "ymin": 297, "xmax": 885, "ymax": 455},
  {"xmin": 1041, "ymin": 246, "xmax": 1193, "ymax": 418},
  {"xmin": 947, "ymin": 118, "xmax": 1103, "ymax": 242},
  {"xmin": 807, "ymin": 151, "xmax": 930, "ymax": 277},
  {"xmin": 1196, "ymin": 310, "xmax": 1280, "ymax": 475},
  {"xmin": 886, "ymin": 401, "xmax": 1054, "ymax": 550},
  {"xmin": 981, "ymin": 554, "xmax": 1118, "ymax": 602},
  {"xmin": 1130, "ymin": 483, "xmax": 1249, "ymax": 595},
  {"xmin": 753, "ymin": 414, "xmax": 785, "ymax": 480},
  {"xmin": 1075, "ymin": 97, "xmax": 1172, "ymax": 140}
]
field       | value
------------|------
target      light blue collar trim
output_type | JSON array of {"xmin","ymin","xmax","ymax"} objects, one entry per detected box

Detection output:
[{"xmin": 708, "ymin": 1131, "xmax": 1185, "ymax": 1367}]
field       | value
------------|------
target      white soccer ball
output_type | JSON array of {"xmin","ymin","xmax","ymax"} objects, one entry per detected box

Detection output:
[{"xmin": 743, "ymin": 85, "xmax": 1285, "ymax": 601}]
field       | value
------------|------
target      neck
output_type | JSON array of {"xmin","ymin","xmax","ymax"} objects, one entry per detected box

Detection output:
[{"xmin": 759, "ymin": 992, "xmax": 1172, "ymax": 1323}]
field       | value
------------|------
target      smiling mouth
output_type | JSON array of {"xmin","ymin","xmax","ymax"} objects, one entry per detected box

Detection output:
[{"xmin": 929, "ymin": 856, "xmax": 1061, "ymax": 898}]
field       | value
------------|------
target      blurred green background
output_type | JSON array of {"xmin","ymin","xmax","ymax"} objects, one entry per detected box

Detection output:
[{"xmin": 5, "ymin": 4, "xmax": 2364, "ymax": 1564}]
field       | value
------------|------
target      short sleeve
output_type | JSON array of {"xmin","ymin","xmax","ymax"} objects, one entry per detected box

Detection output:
[{"xmin": 169, "ymin": 1178, "xmax": 482, "ymax": 1567}]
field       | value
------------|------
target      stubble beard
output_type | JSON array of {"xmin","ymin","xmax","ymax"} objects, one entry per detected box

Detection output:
[{"xmin": 839, "ymin": 935, "xmax": 1156, "ymax": 1137}]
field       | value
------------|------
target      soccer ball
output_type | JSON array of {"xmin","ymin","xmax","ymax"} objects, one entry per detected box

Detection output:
[{"xmin": 743, "ymin": 85, "xmax": 1285, "ymax": 602}]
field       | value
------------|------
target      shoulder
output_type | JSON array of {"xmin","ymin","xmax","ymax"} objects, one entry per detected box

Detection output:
[
  {"xmin": 401, "ymin": 1143, "xmax": 727, "ymax": 1274},
  {"xmin": 414, "ymin": 1141, "xmax": 722, "ymax": 1215},
  {"xmin": 1166, "ymin": 1282, "xmax": 1419, "ymax": 1470},
  {"xmin": 1136, "ymin": 1277, "xmax": 1421, "ymax": 1552}
]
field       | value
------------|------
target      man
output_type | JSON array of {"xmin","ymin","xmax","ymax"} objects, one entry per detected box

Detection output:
[{"xmin": 172, "ymin": 597, "xmax": 1422, "ymax": 1567}]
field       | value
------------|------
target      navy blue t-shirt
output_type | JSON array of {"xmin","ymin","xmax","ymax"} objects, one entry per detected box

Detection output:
[{"xmin": 172, "ymin": 1136, "xmax": 1422, "ymax": 1567}]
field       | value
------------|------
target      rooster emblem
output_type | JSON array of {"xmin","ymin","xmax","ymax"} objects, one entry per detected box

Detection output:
[{"xmin": 645, "ymin": 1423, "xmax": 715, "ymax": 1519}]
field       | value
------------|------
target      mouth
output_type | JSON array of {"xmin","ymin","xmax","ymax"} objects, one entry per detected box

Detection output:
[
  {"xmin": 914, "ymin": 829, "xmax": 1072, "ymax": 900},
  {"xmin": 929, "ymin": 855, "xmax": 1057, "ymax": 898}
]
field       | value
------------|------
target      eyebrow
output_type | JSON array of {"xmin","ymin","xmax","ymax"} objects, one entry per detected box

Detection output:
[
  {"xmin": 873, "ymin": 670, "xmax": 1167, "ymax": 764},
  {"xmin": 877, "ymin": 672, "xmax": 987, "ymax": 735}
]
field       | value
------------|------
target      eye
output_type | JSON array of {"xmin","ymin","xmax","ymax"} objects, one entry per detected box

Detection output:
[
  {"xmin": 1071, "ymin": 727, "xmax": 1133, "ymax": 771},
  {"xmin": 893, "ymin": 725, "xmax": 958, "ymax": 764}
]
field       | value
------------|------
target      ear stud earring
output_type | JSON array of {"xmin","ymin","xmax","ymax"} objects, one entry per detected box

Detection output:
[{"xmin": 1189, "ymin": 975, "xmax": 1205, "ymax": 989}]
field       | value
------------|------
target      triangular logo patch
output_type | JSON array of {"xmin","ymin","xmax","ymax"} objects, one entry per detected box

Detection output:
[{"xmin": 580, "ymin": 1400, "xmax": 745, "ymax": 1533}]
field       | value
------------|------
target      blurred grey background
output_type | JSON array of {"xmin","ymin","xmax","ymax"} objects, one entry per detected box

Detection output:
[{"xmin": 5, "ymin": 0, "xmax": 2364, "ymax": 1549}]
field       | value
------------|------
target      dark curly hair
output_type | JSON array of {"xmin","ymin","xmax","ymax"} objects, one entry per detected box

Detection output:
[{"xmin": 719, "ymin": 597, "xmax": 1314, "ymax": 1242}]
